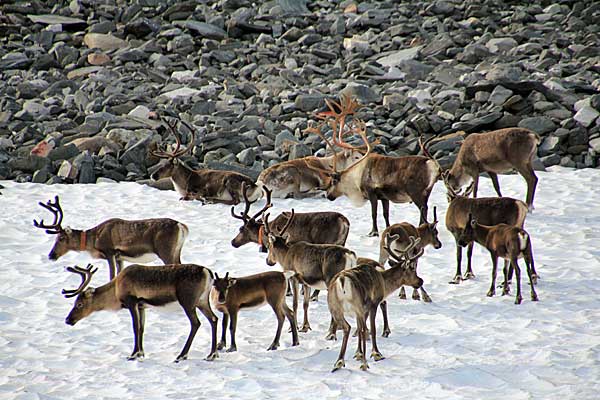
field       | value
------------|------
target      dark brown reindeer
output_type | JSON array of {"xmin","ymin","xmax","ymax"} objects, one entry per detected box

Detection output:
[
  {"xmin": 328, "ymin": 235, "xmax": 424, "ymax": 372},
  {"xmin": 444, "ymin": 180, "xmax": 539, "ymax": 285},
  {"xmin": 457, "ymin": 213, "xmax": 539, "ymax": 304},
  {"xmin": 442, "ymin": 128, "xmax": 540, "ymax": 211},
  {"xmin": 378, "ymin": 206, "xmax": 442, "ymax": 301},
  {"xmin": 63, "ymin": 263, "xmax": 218, "ymax": 362},
  {"xmin": 151, "ymin": 117, "xmax": 261, "ymax": 205},
  {"xmin": 230, "ymin": 184, "xmax": 350, "ymax": 251},
  {"xmin": 305, "ymin": 97, "xmax": 441, "ymax": 236},
  {"xmin": 210, "ymin": 271, "xmax": 299, "ymax": 352},
  {"xmin": 263, "ymin": 209, "xmax": 357, "ymax": 337},
  {"xmin": 34, "ymin": 196, "xmax": 188, "ymax": 280}
]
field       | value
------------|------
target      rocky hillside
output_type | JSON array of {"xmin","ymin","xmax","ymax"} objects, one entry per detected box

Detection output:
[{"xmin": 0, "ymin": 0, "xmax": 599, "ymax": 185}]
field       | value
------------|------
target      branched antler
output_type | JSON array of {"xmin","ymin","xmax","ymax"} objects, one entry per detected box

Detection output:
[
  {"xmin": 152, "ymin": 116, "xmax": 196, "ymax": 159},
  {"xmin": 33, "ymin": 195, "xmax": 64, "ymax": 234},
  {"xmin": 62, "ymin": 264, "xmax": 98, "ymax": 298}
]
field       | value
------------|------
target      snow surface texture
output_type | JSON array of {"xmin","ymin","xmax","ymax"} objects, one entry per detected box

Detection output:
[{"xmin": 1, "ymin": 166, "xmax": 599, "ymax": 400}]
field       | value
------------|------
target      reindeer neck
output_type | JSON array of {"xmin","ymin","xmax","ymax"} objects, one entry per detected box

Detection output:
[
  {"xmin": 473, "ymin": 223, "xmax": 492, "ymax": 246},
  {"xmin": 170, "ymin": 162, "xmax": 194, "ymax": 189},
  {"xmin": 92, "ymin": 280, "xmax": 121, "ymax": 311},
  {"xmin": 381, "ymin": 266, "xmax": 409, "ymax": 298}
]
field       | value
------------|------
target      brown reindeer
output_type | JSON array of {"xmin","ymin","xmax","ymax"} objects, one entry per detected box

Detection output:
[
  {"xmin": 63, "ymin": 263, "xmax": 218, "ymax": 362},
  {"xmin": 151, "ymin": 117, "xmax": 261, "ymax": 205},
  {"xmin": 378, "ymin": 206, "xmax": 441, "ymax": 301},
  {"xmin": 444, "ymin": 181, "xmax": 539, "ymax": 285},
  {"xmin": 256, "ymin": 150, "xmax": 363, "ymax": 199},
  {"xmin": 442, "ymin": 128, "xmax": 540, "ymax": 210},
  {"xmin": 210, "ymin": 271, "xmax": 299, "ymax": 352},
  {"xmin": 457, "ymin": 213, "xmax": 539, "ymax": 304},
  {"xmin": 34, "ymin": 196, "xmax": 188, "ymax": 280},
  {"xmin": 263, "ymin": 209, "xmax": 357, "ymax": 337},
  {"xmin": 305, "ymin": 97, "xmax": 441, "ymax": 236},
  {"xmin": 328, "ymin": 235, "xmax": 424, "ymax": 372}
]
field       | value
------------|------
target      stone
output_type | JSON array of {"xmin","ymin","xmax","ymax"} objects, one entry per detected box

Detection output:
[
  {"xmin": 160, "ymin": 87, "xmax": 202, "ymax": 100},
  {"xmin": 67, "ymin": 67, "xmax": 104, "ymax": 80},
  {"xmin": 83, "ymin": 33, "xmax": 127, "ymax": 51},
  {"xmin": 237, "ymin": 148, "xmax": 256, "ymax": 166},
  {"xmin": 341, "ymin": 83, "xmax": 381, "ymax": 103},
  {"xmin": 540, "ymin": 154, "xmax": 561, "ymax": 167},
  {"xmin": 275, "ymin": 130, "xmax": 298, "ymax": 151},
  {"xmin": 27, "ymin": 14, "xmax": 85, "ymax": 25},
  {"xmin": 30, "ymin": 140, "xmax": 55, "ymax": 157},
  {"xmin": 486, "ymin": 38, "xmax": 518, "ymax": 53},
  {"xmin": 589, "ymin": 137, "xmax": 600, "ymax": 153},
  {"xmin": 539, "ymin": 136, "xmax": 560, "ymax": 156},
  {"xmin": 73, "ymin": 152, "xmax": 95, "ymax": 184},
  {"xmin": 489, "ymin": 86, "xmax": 513, "ymax": 106},
  {"xmin": 173, "ymin": 20, "xmax": 227, "ymax": 40},
  {"xmin": 57, "ymin": 160, "xmax": 78, "ymax": 180},
  {"xmin": 289, "ymin": 143, "xmax": 312, "ymax": 160},
  {"xmin": 294, "ymin": 94, "xmax": 325, "ymax": 112},
  {"xmin": 87, "ymin": 53, "xmax": 111, "ymax": 66},
  {"xmin": 573, "ymin": 105, "xmax": 600, "ymax": 128},
  {"xmin": 518, "ymin": 117, "xmax": 556, "ymax": 135},
  {"xmin": 377, "ymin": 46, "xmax": 422, "ymax": 68}
]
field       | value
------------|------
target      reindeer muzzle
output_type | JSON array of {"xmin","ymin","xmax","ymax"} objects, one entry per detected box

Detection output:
[
  {"xmin": 48, "ymin": 251, "xmax": 58, "ymax": 260},
  {"xmin": 65, "ymin": 317, "xmax": 76, "ymax": 326}
]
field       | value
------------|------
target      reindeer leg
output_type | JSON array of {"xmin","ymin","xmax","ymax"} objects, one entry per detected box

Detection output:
[
  {"xmin": 283, "ymin": 303, "xmax": 300, "ymax": 346},
  {"xmin": 217, "ymin": 313, "xmax": 228, "ymax": 350},
  {"xmin": 525, "ymin": 253, "xmax": 539, "ymax": 302},
  {"xmin": 488, "ymin": 172, "xmax": 502, "ymax": 197},
  {"xmin": 175, "ymin": 303, "xmax": 201, "ymax": 362},
  {"xmin": 487, "ymin": 254, "xmax": 498, "ymax": 297},
  {"xmin": 398, "ymin": 286, "xmax": 407, "ymax": 299},
  {"xmin": 471, "ymin": 175, "xmax": 479, "ymax": 198},
  {"xmin": 367, "ymin": 193, "xmax": 379, "ymax": 237},
  {"xmin": 359, "ymin": 317, "xmax": 369, "ymax": 371},
  {"xmin": 381, "ymin": 199, "xmax": 391, "ymax": 228},
  {"xmin": 380, "ymin": 301, "xmax": 391, "ymax": 338},
  {"xmin": 227, "ymin": 310, "xmax": 238, "ymax": 352},
  {"xmin": 420, "ymin": 287, "xmax": 432, "ymax": 302},
  {"xmin": 310, "ymin": 289, "xmax": 320, "ymax": 302},
  {"xmin": 126, "ymin": 300, "xmax": 144, "ymax": 360},
  {"xmin": 268, "ymin": 303, "xmax": 285, "ymax": 351},
  {"xmin": 517, "ymin": 163, "xmax": 538, "ymax": 212},
  {"xmin": 370, "ymin": 305, "xmax": 384, "ymax": 361},
  {"xmin": 197, "ymin": 302, "xmax": 219, "ymax": 361},
  {"xmin": 299, "ymin": 284, "xmax": 312, "ymax": 332},
  {"xmin": 412, "ymin": 287, "xmax": 421, "ymax": 301},
  {"xmin": 501, "ymin": 261, "xmax": 511, "ymax": 295},
  {"xmin": 450, "ymin": 242, "xmax": 463, "ymax": 284},
  {"xmin": 332, "ymin": 318, "xmax": 350, "ymax": 372},
  {"xmin": 290, "ymin": 277, "xmax": 299, "ymax": 331},
  {"xmin": 107, "ymin": 254, "xmax": 117, "ymax": 281},
  {"xmin": 137, "ymin": 305, "xmax": 146, "ymax": 358},
  {"xmin": 325, "ymin": 316, "xmax": 337, "ymax": 341},
  {"xmin": 513, "ymin": 260, "xmax": 523, "ymax": 305},
  {"xmin": 464, "ymin": 242, "xmax": 475, "ymax": 280}
]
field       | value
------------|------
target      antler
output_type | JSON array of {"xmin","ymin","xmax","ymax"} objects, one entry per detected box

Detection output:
[
  {"xmin": 384, "ymin": 235, "xmax": 424, "ymax": 264},
  {"xmin": 419, "ymin": 135, "xmax": 444, "ymax": 174},
  {"xmin": 62, "ymin": 264, "xmax": 98, "ymax": 298},
  {"xmin": 263, "ymin": 209, "xmax": 295, "ymax": 237},
  {"xmin": 152, "ymin": 117, "xmax": 196, "ymax": 159},
  {"xmin": 33, "ymin": 195, "xmax": 64, "ymax": 234},
  {"xmin": 230, "ymin": 184, "xmax": 273, "ymax": 223},
  {"xmin": 304, "ymin": 122, "xmax": 340, "ymax": 173},
  {"xmin": 316, "ymin": 94, "xmax": 362, "ymax": 146}
]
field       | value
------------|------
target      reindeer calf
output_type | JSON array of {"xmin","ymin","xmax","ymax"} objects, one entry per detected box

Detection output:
[
  {"xmin": 457, "ymin": 214, "xmax": 539, "ymax": 304},
  {"xmin": 63, "ymin": 263, "xmax": 218, "ymax": 362},
  {"xmin": 211, "ymin": 271, "xmax": 299, "ymax": 352}
]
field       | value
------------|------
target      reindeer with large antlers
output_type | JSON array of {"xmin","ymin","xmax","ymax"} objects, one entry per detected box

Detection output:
[
  {"xmin": 34, "ymin": 196, "xmax": 188, "ymax": 280},
  {"xmin": 440, "ymin": 128, "xmax": 540, "ymax": 211},
  {"xmin": 63, "ymin": 263, "xmax": 218, "ymax": 362},
  {"xmin": 263, "ymin": 209, "xmax": 357, "ymax": 337},
  {"xmin": 151, "ymin": 117, "xmax": 260, "ymax": 205},
  {"xmin": 328, "ymin": 234, "xmax": 424, "ymax": 372},
  {"xmin": 306, "ymin": 95, "xmax": 441, "ymax": 236}
]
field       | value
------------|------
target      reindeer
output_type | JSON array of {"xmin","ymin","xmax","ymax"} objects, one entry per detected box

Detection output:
[
  {"xmin": 378, "ymin": 207, "xmax": 441, "ymax": 301},
  {"xmin": 34, "ymin": 196, "xmax": 188, "ymax": 280},
  {"xmin": 328, "ymin": 235, "xmax": 424, "ymax": 372},
  {"xmin": 457, "ymin": 214, "xmax": 539, "ymax": 304},
  {"xmin": 305, "ymin": 95, "xmax": 441, "ymax": 236},
  {"xmin": 150, "ymin": 117, "xmax": 261, "ymax": 205},
  {"xmin": 63, "ymin": 263, "xmax": 218, "ymax": 362},
  {"xmin": 210, "ymin": 271, "xmax": 299, "ymax": 352},
  {"xmin": 263, "ymin": 209, "xmax": 357, "ymax": 337},
  {"xmin": 442, "ymin": 128, "xmax": 540, "ymax": 211},
  {"xmin": 444, "ymin": 181, "xmax": 539, "ymax": 285},
  {"xmin": 256, "ymin": 149, "xmax": 363, "ymax": 199}
]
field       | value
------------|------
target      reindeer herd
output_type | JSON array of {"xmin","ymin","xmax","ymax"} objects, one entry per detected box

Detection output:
[{"xmin": 33, "ymin": 95, "xmax": 542, "ymax": 372}]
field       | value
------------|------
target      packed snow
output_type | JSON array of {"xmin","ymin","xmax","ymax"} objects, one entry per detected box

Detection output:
[{"xmin": 1, "ymin": 166, "xmax": 599, "ymax": 399}]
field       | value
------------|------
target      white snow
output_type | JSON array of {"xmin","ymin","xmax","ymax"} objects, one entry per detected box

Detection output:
[{"xmin": 1, "ymin": 166, "xmax": 600, "ymax": 399}]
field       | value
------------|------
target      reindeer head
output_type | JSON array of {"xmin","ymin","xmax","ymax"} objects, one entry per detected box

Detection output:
[
  {"xmin": 263, "ymin": 210, "xmax": 295, "ymax": 266},
  {"xmin": 230, "ymin": 185, "xmax": 272, "ymax": 251},
  {"xmin": 457, "ymin": 213, "xmax": 478, "ymax": 247},
  {"xmin": 212, "ymin": 272, "xmax": 236, "ymax": 305},
  {"xmin": 384, "ymin": 234, "xmax": 424, "ymax": 287},
  {"xmin": 63, "ymin": 264, "xmax": 98, "ymax": 326},
  {"xmin": 150, "ymin": 117, "xmax": 196, "ymax": 181},
  {"xmin": 33, "ymin": 196, "xmax": 80, "ymax": 260},
  {"xmin": 420, "ymin": 206, "xmax": 442, "ymax": 249}
]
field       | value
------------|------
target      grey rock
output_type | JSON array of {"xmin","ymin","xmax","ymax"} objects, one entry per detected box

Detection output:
[
  {"xmin": 539, "ymin": 136, "xmax": 560, "ymax": 156},
  {"xmin": 574, "ymin": 105, "xmax": 600, "ymax": 128},
  {"xmin": 341, "ymin": 83, "xmax": 381, "ymax": 103},
  {"xmin": 518, "ymin": 117, "xmax": 556, "ymax": 135},
  {"xmin": 540, "ymin": 153, "xmax": 561, "ymax": 167},
  {"xmin": 452, "ymin": 112, "xmax": 503, "ymax": 132},
  {"xmin": 275, "ymin": 130, "xmax": 298, "ymax": 151},
  {"xmin": 237, "ymin": 148, "xmax": 256, "ymax": 166},
  {"xmin": 298, "ymin": 34, "xmax": 322, "ymax": 46},
  {"xmin": 377, "ymin": 46, "xmax": 422, "ymax": 68},
  {"xmin": 278, "ymin": 0, "xmax": 310, "ymax": 15},
  {"xmin": 457, "ymin": 44, "xmax": 490, "ymax": 64},
  {"xmin": 48, "ymin": 144, "xmax": 81, "ymax": 161},
  {"xmin": 486, "ymin": 38, "xmax": 518, "ymax": 54},
  {"xmin": 559, "ymin": 156, "xmax": 576, "ymax": 168},
  {"xmin": 589, "ymin": 137, "xmax": 600, "ymax": 153},
  {"xmin": 8, "ymin": 156, "xmax": 51, "ymax": 173},
  {"xmin": 489, "ymin": 86, "xmax": 514, "ymax": 106},
  {"xmin": 27, "ymin": 14, "xmax": 86, "ymax": 25},
  {"xmin": 57, "ymin": 160, "xmax": 78, "ymax": 180},
  {"xmin": 83, "ymin": 33, "xmax": 127, "ymax": 51},
  {"xmin": 294, "ymin": 94, "xmax": 325, "ymax": 112},
  {"xmin": 289, "ymin": 143, "xmax": 312, "ymax": 160},
  {"xmin": 73, "ymin": 152, "xmax": 95, "ymax": 184},
  {"xmin": 174, "ymin": 20, "xmax": 227, "ymax": 40}
]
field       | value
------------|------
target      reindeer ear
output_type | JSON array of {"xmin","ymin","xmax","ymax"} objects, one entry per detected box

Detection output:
[
  {"xmin": 268, "ymin": 233, "xmax": 276, "ymax": 242},
  {"xmin": 228, "ymin": 279, "xmax": 237, "ymax": 288},
  {"xmin": 64, "ymin": 227, "xmax": 72, "ymax": 234},
  {"xmin": 84, "ymin": 288, "xmax": 95, "ymax": 297}
]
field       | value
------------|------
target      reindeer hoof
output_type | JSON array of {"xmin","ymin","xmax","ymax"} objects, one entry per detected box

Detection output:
[
  {"xmin": 422, "ymin": 293, "xmax": 432, "ymax": 303},
  {"xmin": 128, "ymin": 351, "xmax": 144, "ymax": 361},
  {"xmin": 353, "ymin": 351, "xmax": 363, "ymax": 360},
  {"xmin": 325, "ymin": 333, "xmax": 337, "ymax": 341},
  {"xmin": 226, "ymin": 346, "xmax": 237, "ymax": 353},
  {"xmin": 371, "ymin": 351, "xmax": 385, "ymax": 361},
  {"xmin": 267, "ymin": 343, "xmax": 279, "ymax": 351},
  {"xmin": 449, "ymin": 275, "xmax": 462, "ymax": 284},
  {"xmin": 366, "ymin": 231, "xmax": 379, "ymax": 237},
  {"xmin": 463, "ymin": 272, "xmax": 475, "ymax": 280},
  {"xmin": 531, "ymin": 294, "xmax": 539, "ymax": 302},
  {"xmin": 398, "ymin": 287, "xmax": 407, "ymax": 299},
  {"xmin": 360, "ymin": 363, "xmax": 370, "ymax": 371},
  {"xmin": 515, "ymin": 296, "xmax": 523, "ymax": 305},
  {"xmin": 486, "ymin": 290, "xmax": 495, "ymax": 297},
  {"xmin": 174, "ymin": 354, "xmax": 187, "ymax": 363},
  {"xmin": 299, "ymin": 325, "xmax": 312, "ymax": 333},
  {"xmin": 382, "ymin": 330, "xmax": 390, "ymax": 338},
  {"xmin": 310, "ymin": 293, "xmax": 319, "ymax": 302},
  {"xmin": 217, "ymin": 341, "xmax": 226, "ymax": 350},
  {"xmin": 293, "ymin": 340, "xmax": 300, "ymax": 346},
  {"xmin": 532, "ymin": 274, "xmax": 540, "ymax": 285},
  {"xmin": 412, "ymin": 290, "xmax": 421, "ymax": 301},
  {"xmin": 205, "ymin": 352, "xmax": 218, "ymax": 361},
  {"xmin": 332, "ymin": 359, "xmax": 345, "ymax": 372}
]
